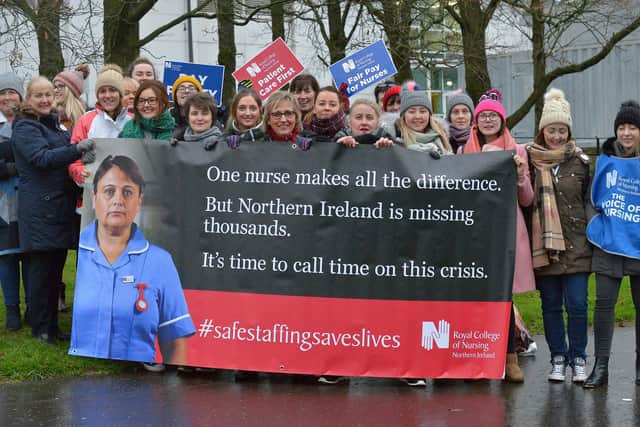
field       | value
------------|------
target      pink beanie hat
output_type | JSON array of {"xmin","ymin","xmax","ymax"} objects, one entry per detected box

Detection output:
[{"xmin": 474, "ymin": 88, "xmax": 506, "ymax": 124}]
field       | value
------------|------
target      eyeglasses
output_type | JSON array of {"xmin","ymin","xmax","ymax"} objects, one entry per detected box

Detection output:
[
  {"xmin": 54, "ymin": 83, "xmax": 66, "ymax": 90},
  {"xmin": 177, "ymin": 84, "xmax": 197, "ymax": 93},
  {"xmin": 136, "ymin": 97, "xmax": 158, "ymax": 106},
  {"xmin": 477, "ymin": 112, "xmax": 500, "ymax": 121},
  {"xmin": 270, "ymin": 110, "xmax": 296, "ymax": 119}
]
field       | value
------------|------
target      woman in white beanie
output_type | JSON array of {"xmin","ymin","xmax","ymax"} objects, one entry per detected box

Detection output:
[{"xmin": 526, "ymin": 88, "xmax": 591, "ymax": 384}]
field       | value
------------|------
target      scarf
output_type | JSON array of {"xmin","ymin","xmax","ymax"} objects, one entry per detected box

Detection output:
[
  {"xmin": 121, "ymin": 109, "xmax": 175, "ymax": 140},
  {"xmin": 183, "ymin": 126, "xmax": 222, "ymax": 148},
  {"xmin": 449, "ymin": 126, "xmax": 470, "ymax": 150},
  {"xmin": 463, "ymin": 125, "xmax": 517, "ymax": 153},
  {"xmin": 407, "ymin": 130, "xmax": 446, "ymax": 155},
  {"xmin": 231, "ymin": 121, "xmax": 265, "ymax": 141},
  {"xmin": 304, "ymin": 110, "xmax": 346, "ymax": 138},
  {"xmin": 267, "ymin": 126, "xmax": 299, "ymax": 143},
  {"xmin": 527, "ymin": 140, "xmax": 581, "ymax": 268},
  {"xmin": 613, "ymin": 140, "xmax": 636, "ymax": 158}
]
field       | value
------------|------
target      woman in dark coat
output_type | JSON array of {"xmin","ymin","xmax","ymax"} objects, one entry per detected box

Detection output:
[
  {"xmin": 584, "ymin": 101, "xmax": 640, "ymax": 388},
  {"xmin": 10, "ymin": 76, "xmax": 93, "ymax": 344},
  {"xmin": 526, "ymin": 88, "xmax": 591, "ymax": 384}
]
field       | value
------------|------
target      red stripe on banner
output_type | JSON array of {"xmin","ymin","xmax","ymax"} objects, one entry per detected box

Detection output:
[{"xmin": 179, "ymin": 290, "xmax": 511, "ymax": 379}]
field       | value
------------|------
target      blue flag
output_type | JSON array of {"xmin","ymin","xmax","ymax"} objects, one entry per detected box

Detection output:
[{"xmin": 587, "ymin": 154, "xmax": 640, "ymax": 259}]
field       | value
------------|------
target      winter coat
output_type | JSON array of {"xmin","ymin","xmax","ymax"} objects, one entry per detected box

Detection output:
[
  {"xmin": 0, "ymin": 119, "xmax": 19, "ymax": 254},
  {"xmin": 591, "ymin": 137, "xmax": 640, "ymax": 278},
  {"xmin": 529, "ymin": 152, "xmax": 592, "ymax": 276},
  {"xmin": 10, "ymin": 113, "xmax": 81, "ymax": 251}
]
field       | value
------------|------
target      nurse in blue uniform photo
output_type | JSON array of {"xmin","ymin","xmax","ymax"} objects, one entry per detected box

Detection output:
[{"xmin": 69, "ymin": 155, "xmax": 195, "ymax": 365}]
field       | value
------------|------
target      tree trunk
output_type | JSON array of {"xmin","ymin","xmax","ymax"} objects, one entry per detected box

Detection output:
[
  {"xmin": 326, "ymin": 0, "xmax": 346, "ymax": 63},
  {"xmin": 217, "ymin": 0, "xmax": 236, "ymax": 107},
  {"xmin": 380, "ymin": 0, "xmax": 413, "ymax": 83},
  {"xmin": 104, "ymin": 0, "xmax": 141, "ymax": 68},
  {"xmin": 458, "ymin": 2, "xmax": 491, "ymax": 103},
  {"xmin": 530, "ymin": 0, "xmax": 545, "ymax": 128},
  {"xmin": 34, "ymin": 1, "xmax": 65, "ymax": 78},
  {"xmin": 270, "ymin": 1, "xmax": 285, "ymax": 41}
]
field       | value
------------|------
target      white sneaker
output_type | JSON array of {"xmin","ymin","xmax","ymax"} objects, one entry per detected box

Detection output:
[
  {"xmin": 572, "ymin": 357, "xmax": 588, "ymax": 383},
  {"xmin": 142, "ymin": 362, "xmax": 166, "ymax": 373},
  {"xmin": 405, "ymin": 378, "xmax": 427, "ymax": 387},
  {"xmin": 317, "ymin": 375, "xmax": 344, "ymax": 384},
  {"xmin": 548, "ymin": 355, "xmax": 566, "ymax": 382}
]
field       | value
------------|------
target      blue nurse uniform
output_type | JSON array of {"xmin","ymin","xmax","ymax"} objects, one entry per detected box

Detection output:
[{"xmin": 69, "ymin": 221, "xmax": 196, "ymax": 363}]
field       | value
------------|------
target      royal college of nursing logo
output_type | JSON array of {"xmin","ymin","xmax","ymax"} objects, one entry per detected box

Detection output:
[
  {"xmin": 421, "ymin": 320, "xmax": 450, "ymax": 351},
  {"xmin": 606, "ymin": 170, "xmax": 618, "ymax": 189}
]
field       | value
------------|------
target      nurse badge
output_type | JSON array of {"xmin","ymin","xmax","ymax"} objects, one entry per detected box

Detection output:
[{"xmin": 134, "ymin": 283, "xmax": 149, "ymax": 313}]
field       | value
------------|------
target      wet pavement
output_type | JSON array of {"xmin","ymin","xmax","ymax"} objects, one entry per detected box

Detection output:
[{"xmin": 1, "ymin": 328, "xmax": 639, "ymax": 427}]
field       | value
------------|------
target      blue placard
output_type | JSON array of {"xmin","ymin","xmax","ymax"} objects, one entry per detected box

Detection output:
[
  {"xmin": 587, "ymin": 154, "xmax": 640, "ymax": 259},
  {"xmin": 163, "ymin": 60, "xmax": 225, "ymax": 106},
  {"xmin": 329, "ymin": 40, "xmax": 397, "ymax": 97}
]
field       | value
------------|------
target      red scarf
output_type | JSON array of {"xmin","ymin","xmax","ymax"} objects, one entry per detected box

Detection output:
[
  {"xmin": 463, "ymin": 125, "xmax": 516, "ymax": 153},
  {"xmin": 267, "ymin": 126, "xmax": 299, "ymax": 143}
]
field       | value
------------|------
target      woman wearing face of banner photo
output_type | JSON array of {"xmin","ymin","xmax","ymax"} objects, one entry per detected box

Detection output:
[
  {"xmin": 583, "ymin": 101, "xmax": 640, "ymax": 389},
  {"xmin": 69, "ymin": 155, "xmax": 196, "ymax": 371},
  {"xmin": 460, "ymin": 88, "xmax": 535, "ymax": 383},
  {"xmin": 526, "ymin": 89, "xmax": 591, "ymax": 384}
]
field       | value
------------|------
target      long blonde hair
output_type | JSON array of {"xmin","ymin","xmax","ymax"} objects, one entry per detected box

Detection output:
[
  {"xmin": 399, "ymin": 113, "xmax": 451, "ymax": 152},
  {"xmin": 58, "ymin": 86, "xmax": 85, "ymax": 127}
]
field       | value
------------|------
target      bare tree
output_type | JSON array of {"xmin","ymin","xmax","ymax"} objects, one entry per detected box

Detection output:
[
  {"xmin": 499, "ymin": 0, "xmax": 640, "ymax": 127},
  {"xmin": 0, "ymin": 1, "xmax": 103, "ymax": 77}
]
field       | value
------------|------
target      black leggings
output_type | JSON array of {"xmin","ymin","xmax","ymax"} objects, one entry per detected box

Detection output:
[
  {"xmin": 592, "ymin": 274, "xmax": 640, "ymax": 358},
  {"xmin": 507, "ymin": 304, "xmax": 516, "ymax": 353}
]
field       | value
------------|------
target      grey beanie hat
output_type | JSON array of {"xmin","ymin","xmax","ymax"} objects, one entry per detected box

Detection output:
[
  {"xmin": 446, "ymin": 91, "xmax": 474, "ymax": 122},
  {"xmin": 0, "ymin": 72, "xmax": 24, "ymax": 100},
  {"xmin": 400, "ymin": 90, "xmax": 431, "ymax": 116}
]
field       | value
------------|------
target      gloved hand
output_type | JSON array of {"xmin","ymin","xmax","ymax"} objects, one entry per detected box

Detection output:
[
  {"xmin": 75, "ymin": 139, "xmax": 95, "ymax": 154},
  {"xmin": 204, "ymin": 139, "xmax": 219, "ymax": 151},
  {"xmin": 81, "ymin": 150, "xmax": 96, "ymax": 164},
  {"xmin": 429, "ymin": 150, "xmax": 441, "ymax": 160},
  {"xmin": 5, "ymin": 162, "xmax": 18, "ymax": 177},
  {"xmin": 170, "ymin": 137, "xmax": 179, "ymax": 147}
]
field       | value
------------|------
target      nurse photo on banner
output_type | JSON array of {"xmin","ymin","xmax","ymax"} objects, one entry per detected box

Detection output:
[{"xmin": 69, "ymin": 155, "xmax": 196, "ymax": 365}]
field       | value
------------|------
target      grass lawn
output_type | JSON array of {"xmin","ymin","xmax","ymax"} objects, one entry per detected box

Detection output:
[{"xmin": 0, "ymin": 253, "xmax": 636, "ymax": 382}]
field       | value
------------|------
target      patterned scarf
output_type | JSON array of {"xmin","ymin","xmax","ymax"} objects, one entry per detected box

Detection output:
[
  {"xmin": 527, "ymin": 140, "xmax": 580, "ymax": 268},
  {"xmin": 304, "ymin": 109, "xmax": 346, "ymax": 138},
  {"xmin": 121, "ymin": 109, "xmax": 175, "ymax": 140}
]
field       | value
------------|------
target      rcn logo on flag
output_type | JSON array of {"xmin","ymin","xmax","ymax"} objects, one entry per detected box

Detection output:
[
  {"xmin": 421, "ymin": 320, "xmax": 450, "ymax": 351},
  {"xmin": 342, "ymin": 59, "xmax": 356, "ymax": 73},
  {"xmin": 606, "ymin": 170, "xmax": 618, "ymax": 188},
  {"xmin": 246, "ymin": 63, "xmax": 261, "ymax": 77}
]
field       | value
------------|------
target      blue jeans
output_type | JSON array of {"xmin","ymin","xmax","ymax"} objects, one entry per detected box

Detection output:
[
  {"xmin": 0, "ymin": 254, "xmax": 27, "ymax": 306},
  {"xmin": 537, "ymin": 273, "xmax": 588, "ymax": 363}
]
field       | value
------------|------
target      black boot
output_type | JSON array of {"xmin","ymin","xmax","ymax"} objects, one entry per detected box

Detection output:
[
  {"xmin": 5, "ymin": 305, "xmax": 21, "ymax": 331},
  {"xmin": 583, "ymin": 357, "xmax": 609, "ymax": 388},
  {"xmin": 636, "ymin": 355, "xmax": 640, "ymax": 385}
]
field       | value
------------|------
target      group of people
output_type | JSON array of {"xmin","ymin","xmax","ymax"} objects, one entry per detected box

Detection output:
[{"xmin": 0, "ymin": 57, "xmax": 639, "ymax": 390}]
